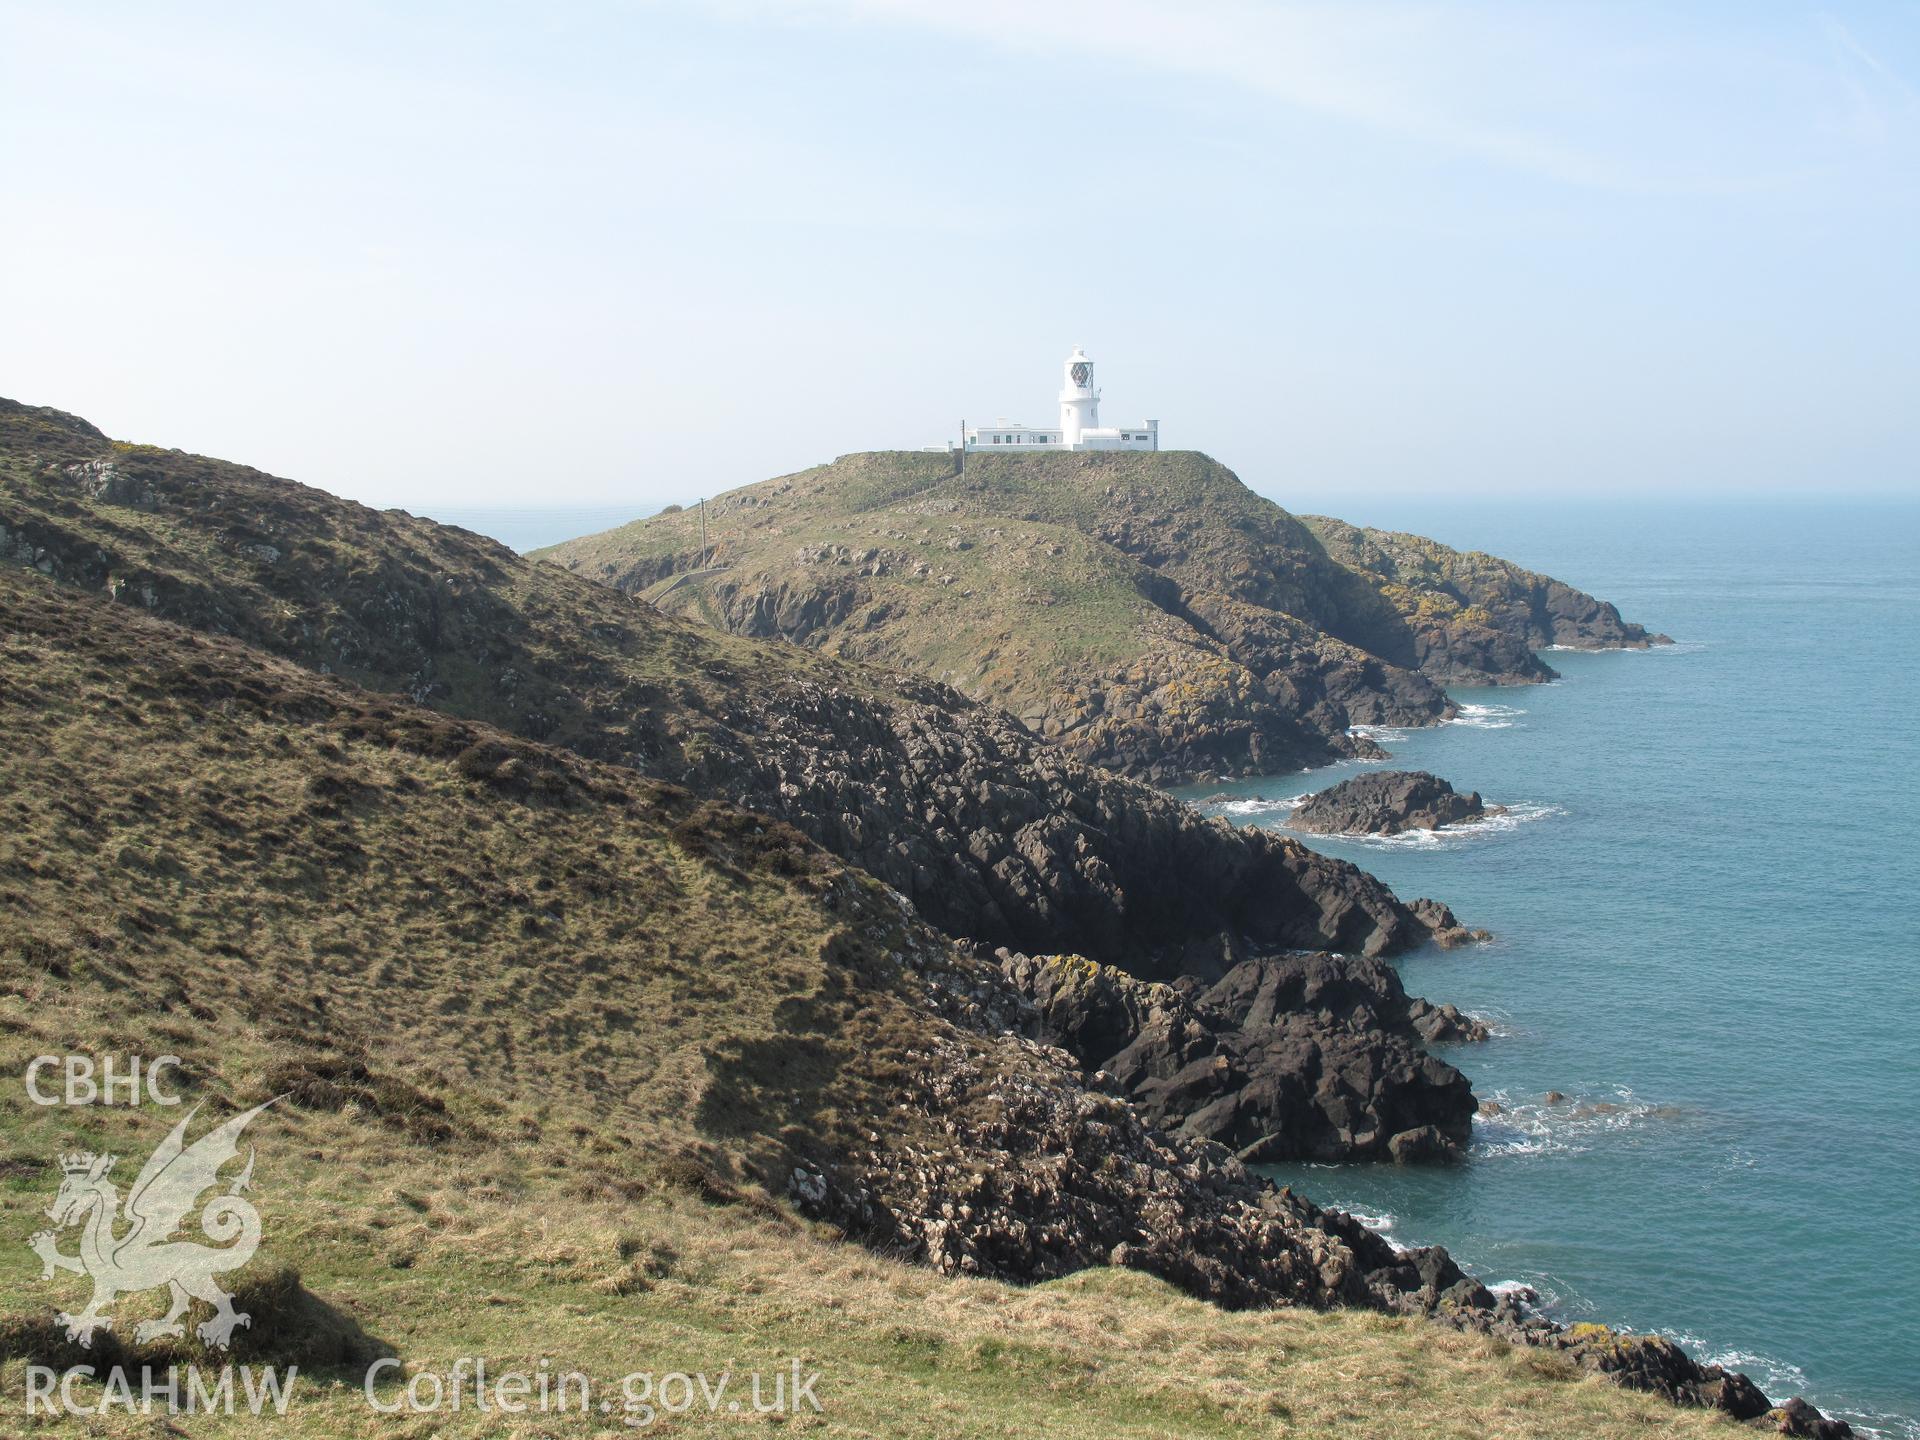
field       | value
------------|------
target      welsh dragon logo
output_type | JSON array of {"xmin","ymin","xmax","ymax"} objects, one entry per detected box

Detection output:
[{"xmin": 28, "ymin": 1100, "xmax": 275, "ymax": 1350}]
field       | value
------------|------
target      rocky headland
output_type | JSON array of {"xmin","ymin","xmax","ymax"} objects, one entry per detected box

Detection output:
[
  {"xmin": 535, "ymin": 449, "xmax": 1669, "ymax": 785},
  {"xmin": 805, "ymin": 936, "xmax": 1853, "ymax": 1437},
  {"xmin": 1291, "ymin": 769, "xmax": 1499, "ymax": 836},
  {"xmin": 1302, "ymin": 515, "xmax": 1673, "ymax": 684}
]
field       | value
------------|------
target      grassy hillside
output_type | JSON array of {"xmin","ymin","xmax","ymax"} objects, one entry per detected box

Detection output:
[
  {"xmin": 536, "ymin": 450, "xmax": 1664, "ymax": 784},
  {"xmin": 0, "ymin": 400, "xmax": 1453, "ymax": 973},
  {"xmin": 0, "ymin": 567, "xmax": 1746, "ymax": 1439}
]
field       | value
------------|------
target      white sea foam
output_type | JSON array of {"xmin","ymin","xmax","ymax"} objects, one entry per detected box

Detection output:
[
  {"xmin": 1345, "ymin": 1210, "xmax": 1412, "ymax": 1253},
  {"xmin": 1483, "ymin": 1279, "xmax": 1566, "ymax": 1316},
  {"xmin": 1469, "ymin": 1085, "xmax": 1686, "ymax": 1160},
  {"xmin": 1203, "ymin": 790, "xmax": 1564, "ymax": 846},
  {"xmin": 1701, "ymin": 1345, "xmax": 1809, "ymax": 1397},
  {"xmin": 1825, "ymin": 1409, "xmax": 1920, "ymax": 1440},
  {"xmin": 1545, "ymin": 639, "xmax": 1709, "ymax": 659},
  {"xmin": 1347, "ymin": 724, "xmax": 1414, "ymax": 745},
  {"xmin": 1336, "ymin": 801, "xmax": 1564, "ymax": 851},
  {"xmin": 1210, "ymin": 793, "xmax": 1306, "ymax": 818},
  {"xmin": 1480, "ymin": 1273, "xmax": 1581, "ymax": 1315},
  {"xmin": 1447, "ymin": 702, "xmax": 1527, "ymax": 729},
  {"xmin": 1652, "ymin": 1333, "xmax": 1896, "ymax": 1434}
]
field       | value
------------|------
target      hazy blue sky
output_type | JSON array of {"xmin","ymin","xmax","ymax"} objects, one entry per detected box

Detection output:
[{"xmin": 3, "ymin": 1, "xmax": 1916, "ymax": 513}]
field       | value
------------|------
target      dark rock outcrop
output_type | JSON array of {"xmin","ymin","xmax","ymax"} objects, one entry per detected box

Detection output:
[
  {"xmin": 800, "ymin": 1028, "xmax": 1474, "ymax": 1311},
  {"xmin": 1405, "ymin": 896, "xmax": 1495, "ymax": 950},
  {"xmin": 1291, "ymin": 770, "xmax": 1496, "ymax": 837},
  {"xmin": 1435, "ymin": 1297, "xmax": 1848, "ymax": 1435},
  {"xmin": 796, "ymin": 945, "xmax": 1851, "ymax": 1436},
  {"xmin": 997, "ymin": 950, "xmax": 1480, "ymax": 1164}
]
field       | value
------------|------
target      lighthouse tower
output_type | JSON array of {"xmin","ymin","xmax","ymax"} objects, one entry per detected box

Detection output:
[
  {"xmin": 1059, "ymin": 345, "xmax": 1099, "ymax": 448},
  {"xmin": 950, "ymin": 349, "xmax": 1157, "ymax": 452}
]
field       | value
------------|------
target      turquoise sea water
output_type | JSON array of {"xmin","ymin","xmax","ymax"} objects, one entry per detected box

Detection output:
[{"xmin": 1175, "ymin": 497, "xmax": 1920, "ymax": 1437}]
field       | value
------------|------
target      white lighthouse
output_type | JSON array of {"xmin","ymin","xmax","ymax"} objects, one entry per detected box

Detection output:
[
  {"xmin": 956, "ymin": 347, "xmax": 1159, "ymax": 453},
  {"xmin": 1059, "ymin": 345, "xmax": 1098, "ymax": 448}
]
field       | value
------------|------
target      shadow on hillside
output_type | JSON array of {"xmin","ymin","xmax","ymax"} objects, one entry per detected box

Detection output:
[{"xmin": 0, "ymin": 1263, "xmax": 393, "ymax": 1379}]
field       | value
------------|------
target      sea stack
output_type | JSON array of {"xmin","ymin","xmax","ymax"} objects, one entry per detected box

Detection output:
[{"xmin": 1291, "ymin": 771, "xmax": 1499, "ymax": 837}]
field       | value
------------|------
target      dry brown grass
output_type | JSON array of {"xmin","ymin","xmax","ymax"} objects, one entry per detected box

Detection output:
[{"xmin": 0, "ymin": 568, "xmax": 1750, "ymax": 1437}]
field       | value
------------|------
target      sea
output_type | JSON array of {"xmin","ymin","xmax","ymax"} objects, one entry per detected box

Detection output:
[
  {"xmin": 455, "ymin": 495, "xmax": 1919, "ymax": 1436},
  {"xmin": 1175, "ymin": 496, "xmax": 1920, "ymax": 1438}
]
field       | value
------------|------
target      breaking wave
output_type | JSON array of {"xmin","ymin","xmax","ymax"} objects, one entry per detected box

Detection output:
[
  {"xmin": 1347, "ymin": 724, "xmax": 1414, "ymax": 745},
  {"xmin": 1204, "ymin": 792, "xmax": 1305, "ymax": 818},
  {"xmin": 1337, "ymin": 801, "xmax": 1563, "ymax": 850},
  {"xmin": 1469, "ymin": 1085, "xmax": 1691, "ymax": 1160},
  {"xmin": 1447, "ymin": 702, "xmax": 1527, "ymax": 729}
]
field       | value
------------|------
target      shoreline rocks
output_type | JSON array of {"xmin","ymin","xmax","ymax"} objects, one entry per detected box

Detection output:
[
  {"xmin": 997, "ymin": 949, "xmax": 1479, "ymax": 1165},
  {"xmin": 1406, "ymin": 896, "xmax": 1494, "ymax": 949},
  {"xmin": 793, "ymin": 961, "xmax": 1852, "ymax": 1438},
  {"xmin": 1291, "ymin": 770, "xmax": 1498, "ymax": 837},
  {"xmin": 1301, "ymin": 514, "xmax": 1674, "ymax": 687}
]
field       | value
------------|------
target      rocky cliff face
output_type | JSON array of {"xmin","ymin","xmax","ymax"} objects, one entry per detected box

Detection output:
[
  {"xmin": 999, "ymin": 950, "xmax": 1481, "ymax": 1164},
  {"xmin": 1303, "ymin": 517, "xmax": 1671, "ymax": 685},
  {"xmin": 537, "ymin": 450, "xmax": 1666, "ymax": 783},
  {"xmin": 1292, "ymin": 770, "xmax": 1494, "ymax": 837}
]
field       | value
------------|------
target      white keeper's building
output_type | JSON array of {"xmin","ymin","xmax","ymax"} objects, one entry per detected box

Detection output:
[{"xmin": 957, "ymin": 347, "xmax": 1159, "ymax": 452}]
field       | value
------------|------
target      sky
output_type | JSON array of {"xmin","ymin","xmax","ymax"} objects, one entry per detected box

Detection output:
[{"xmin": 2, "ymin": 1, "xmax": 1916, "ymax": 516}]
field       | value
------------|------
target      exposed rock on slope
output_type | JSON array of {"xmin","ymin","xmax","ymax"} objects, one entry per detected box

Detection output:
[
  {"xmin": 1303, "ymin": 516, "xmax": 1671, "ymax": 685},
  {"xmin": 0, "ymin": 399, "xmax": 1456, "ymax": 973},
  {"xmin": 536, "ymin": 449, "xmax": 1665, "ymax": 782},
  {"xmin": 1292, "ymin": 770, "xmax": 1497, "ymax": 837},
  {"xmin": 817, "ymin": 940, "xmax": 1850, "ymax": 1434},
  {"xmin": 998, "ymin": 950, "xmax": 1482, "ymax": 1164}
]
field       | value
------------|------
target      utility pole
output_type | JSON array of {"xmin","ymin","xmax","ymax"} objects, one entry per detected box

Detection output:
[
  {"xmin": 957, "ymin": 418, "xmax": 966, "ymax": 477},
  {"xmin": 699, "ymin": 497, "xmax": 708, "ymax": 567}
]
